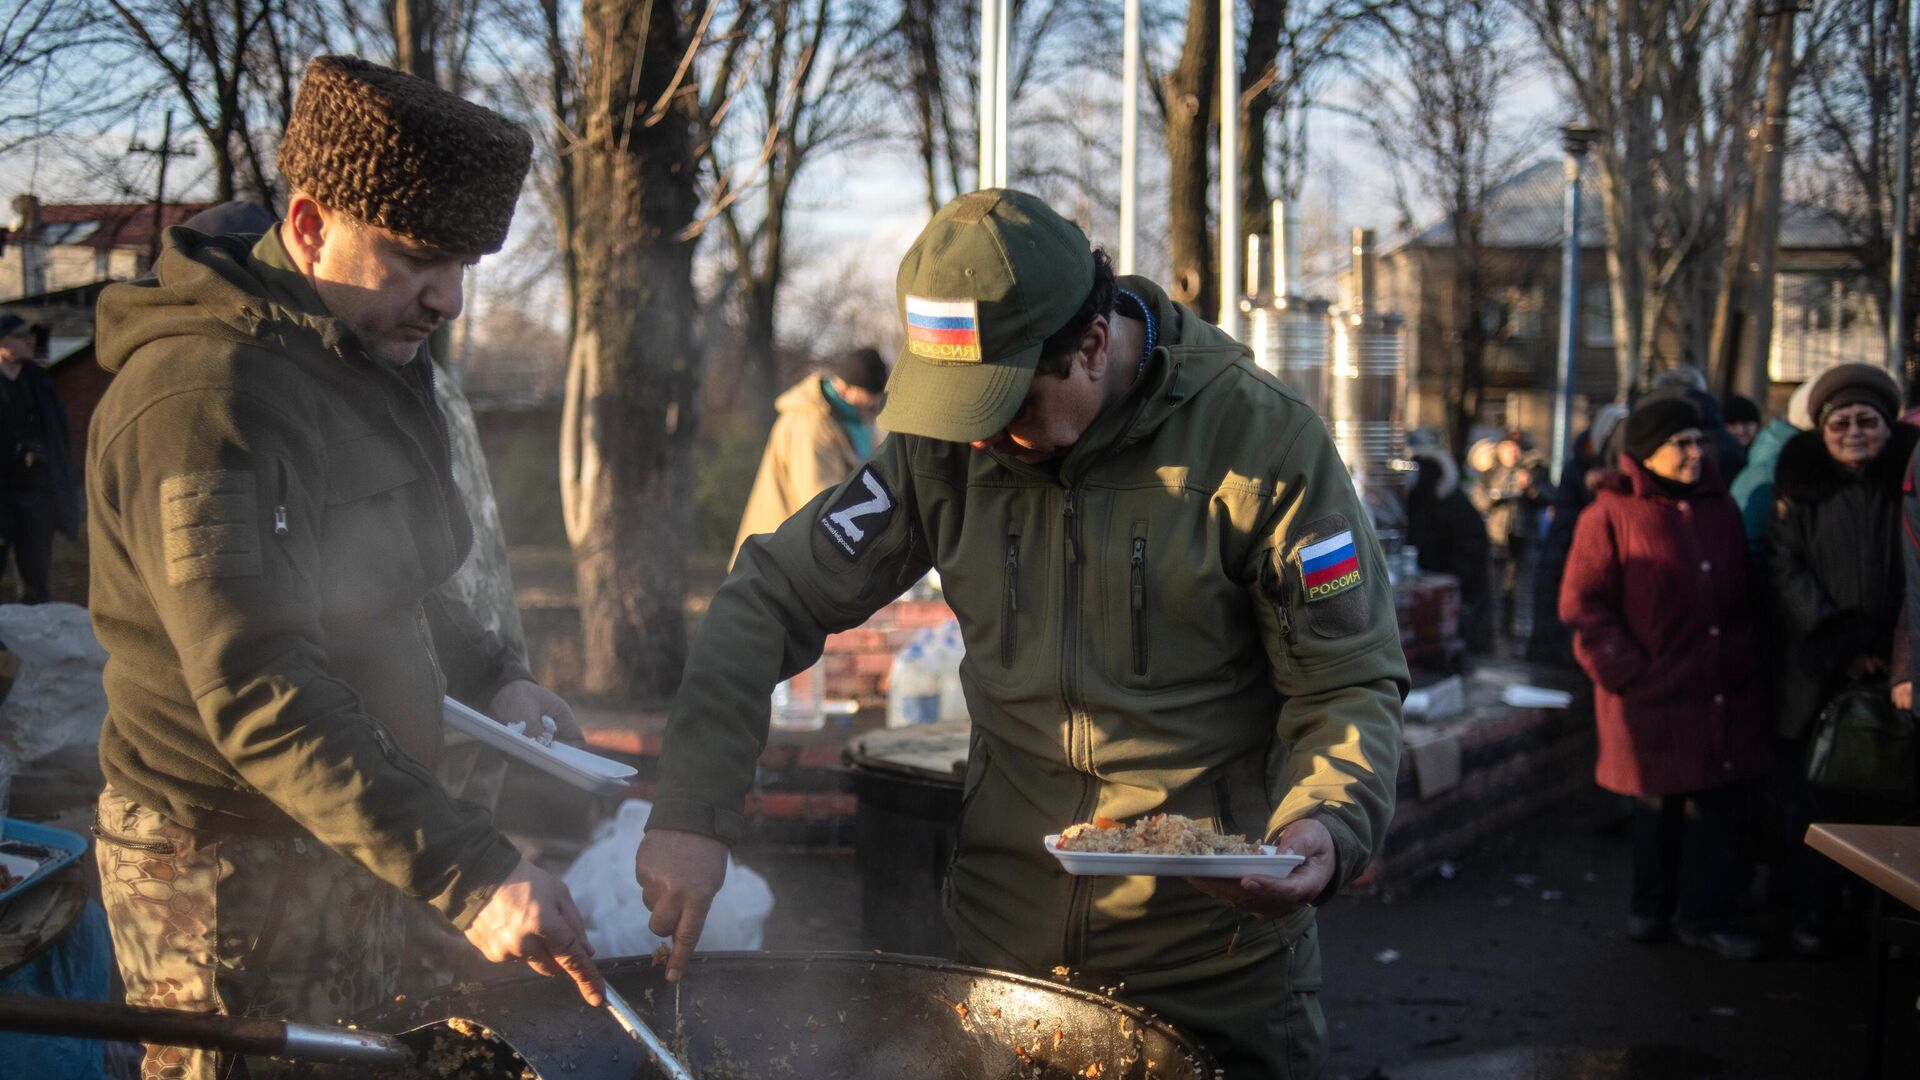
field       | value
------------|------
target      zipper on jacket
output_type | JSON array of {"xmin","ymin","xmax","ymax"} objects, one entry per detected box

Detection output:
[
  {"xmin": 272, "ymin": 458, "xmax": 291, "ymax": 537},
  {"xmin": 1269, "ymin": 557, "xmax": 1298, "ymax": 645},
  {"xmin": 1061, "ymin": 489, "xmax": 1084, "ymax": 769},
  {"xmin": 1130, "ymin": 531, "xmax": 1149, "ymax": 676},
  {"xmin": 1002, "ymin": 527, "xmax": 1021, "ymax": 669},
  {"xmin": 90, "ymin": 819, "xmax": 176, "ymax": 855},
  {"xmin": 1059, "ymin": 486, "xmax": 1096, "ymax": 966}
]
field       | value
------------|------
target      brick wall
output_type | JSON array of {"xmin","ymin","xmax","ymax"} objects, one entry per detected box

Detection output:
[{"xmin": 820, "ymin": 597, "xmax": 956, "ymax": 712}]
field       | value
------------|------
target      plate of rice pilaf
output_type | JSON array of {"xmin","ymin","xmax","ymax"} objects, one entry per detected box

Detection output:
[{"xmin": 1045, "ymin": 814, "xmax": 1307, "ymax": 878}]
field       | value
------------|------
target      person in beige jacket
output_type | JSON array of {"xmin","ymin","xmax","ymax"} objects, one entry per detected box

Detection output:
[{"xmin": 731, "ymin": 347, "xmax": 888, "ymax": 561}]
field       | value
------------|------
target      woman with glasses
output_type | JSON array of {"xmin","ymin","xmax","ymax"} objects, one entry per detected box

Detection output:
[
  {"xmin": 1768, "ymin": 362, "xmax": 1917, "ymax": 956},
  {"xmin": 1561, "ymin": 396, "xmax": 1771, "ymax": 960}
]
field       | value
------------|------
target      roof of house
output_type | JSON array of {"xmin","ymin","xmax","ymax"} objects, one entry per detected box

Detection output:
[
  {"xmin": 1399, "ymin": 159, "xmax": 1854, "ymax": 252},
  {"xmin": 7, "ymin": 200, "xmax": 216, "ymax": 252}
]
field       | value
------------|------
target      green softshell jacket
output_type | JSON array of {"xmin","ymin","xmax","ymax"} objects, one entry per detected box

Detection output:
[
  {"xmin": 88, "ymin": 227, "xmax": 527, "ymax": 928},
  {"xmin": 654, "ymin": 277, "xmax": 1408, "ymax": 976}
]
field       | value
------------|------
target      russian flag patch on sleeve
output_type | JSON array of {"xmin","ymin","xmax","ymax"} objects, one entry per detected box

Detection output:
[
  {"xmin": 1299, "ymin": 528, "xmax": 1362, "ymax": 601},
  {"xmin": 904, "ymin": 296, "xmax": 983, "ymax": 362}
]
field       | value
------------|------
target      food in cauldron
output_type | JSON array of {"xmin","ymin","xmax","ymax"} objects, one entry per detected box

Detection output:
[
  {"xmin": 1056, "ymin": 814, "xmax": 1256, "ymax": 856},
  {"xmin": 418, "ymin": 1017, "xmax": 535, "ymax": 1079},
  {"xmin": 334, "ymin": 953, "xmax": 1211, "ymax": 1080}
]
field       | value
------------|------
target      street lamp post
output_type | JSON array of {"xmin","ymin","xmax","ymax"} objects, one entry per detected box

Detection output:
[
  {"xmin": 1552, "ymin": 126, "xmax": 1600, "ymax": 487},
  {"xmin": 1120, "ymin": 0, "xmax": 1140, "ymax": 274},
  {"xmin": 1893, "ymin": 0, "xmax": 1914, "ymax": 384},
  {"xmin": 1218, "ymin": 0, "xmax": 1240, "ymax": 337}
]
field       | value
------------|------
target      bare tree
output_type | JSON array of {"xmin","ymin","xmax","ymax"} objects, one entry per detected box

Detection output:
[
  {"xmin": 714, "ymin": 0, "xmax": 890, "ymax": 429},
  {"xmin": 94, "ymin": 0, "xmax": 287, "ymax": 201},
  {"xmin": 1240, "ymin": 0, "xmax": 1377, "ymax": 246},
  {"xmin": 1153, "ymin": 0, "xmax": 1377, "ymax": 319},
  {"xmin": 1709, "ymin": 3, "xmax": 1825, "ymax": 399},
  {"xmin": 556, "ymin": 0, "xmax": 704, "ymax": 701},
  {"xmin": 1353, "ymin": 0, "xmax": 1529, "ymax": 455},
  {"xmin": 891, "ymin": 0, "xmax": 974, "ymax": 213},
  {"xmin": 0, "ymin": 2, "xmax": 116, "ymax": 154},
  {"xmin": 1795, "ymin": 0, "xmax": 1920, "ymax": 377},
  {"xmin": 1515, "ymin": 0, "xmax": 1769, "ymax": 400},
  {"xmin": 1162, "ymin": 0, "xmax": 1219, "ymax": 315}
]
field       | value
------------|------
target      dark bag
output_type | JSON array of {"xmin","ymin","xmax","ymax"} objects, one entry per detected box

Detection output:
[{"xmin": 1805, "ymin": 679, "xmax": 1917, "ymax": 801}]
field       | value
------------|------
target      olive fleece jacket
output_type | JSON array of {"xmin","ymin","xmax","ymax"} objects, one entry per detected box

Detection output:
[
  {"xmin": 655, "ymin": 276, "xmax": 1407, "ymax": 976},
  {"xmin": 88, "ymin": 226, "xmax": 527, "ymax": 928}
]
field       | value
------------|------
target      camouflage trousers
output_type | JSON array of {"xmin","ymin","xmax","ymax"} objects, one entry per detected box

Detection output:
[{"xmin": 92, "ymin": 785, "xmax": 405, "ymax": 1080}]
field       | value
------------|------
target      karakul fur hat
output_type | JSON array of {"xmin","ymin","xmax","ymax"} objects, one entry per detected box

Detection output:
[{"xmin": 278, "ymin": 55, "xmax": 532, "ymax": 255}]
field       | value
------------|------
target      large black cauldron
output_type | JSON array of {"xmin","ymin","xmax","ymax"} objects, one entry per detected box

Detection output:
[{"xmin": 330, "ymin": 952, "xmax": 1211, "ymax": 1080}]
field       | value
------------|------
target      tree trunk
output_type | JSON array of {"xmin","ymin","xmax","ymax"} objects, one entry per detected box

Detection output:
[
  {"xmin": 740, "ymin": 275, "xmax": 781, "ymax": 431},
  {"xmin": 1240, "ymin": 0, "xmax": 1287, "ymax": 255},
  {"xmin": 1165, "ymin": 0, "xmax": 1219, "ymax": 317},
  {"xmin": 1452, "ymin": 226, "xmax": 1489, "ymax": 460},
  {"xmin": 1596, "ymin": 148, "xmax": 1645, "ymax": 401},
  {"xmin": 903, "ymin": 0, "xmax": 945, "ymax": 214},
  {"xmin": 1730, "ymin": 6, "xmax": 1798, "ymax": 402},
  {"xmin": 394, "ymin": 0, "xmax": 437, "ymax": 83},
  {"xmin": 561, "ymin": 0, "xmax": 701, "ymax": 702},
  {"xmin": 209, "ymin": 127, "xmax": 237, "ymax": 203}
]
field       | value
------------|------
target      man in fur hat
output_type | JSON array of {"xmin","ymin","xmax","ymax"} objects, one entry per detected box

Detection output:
[{"xmin": 88, "ymin": 56, "xmax": 602, "ymax": 1078}]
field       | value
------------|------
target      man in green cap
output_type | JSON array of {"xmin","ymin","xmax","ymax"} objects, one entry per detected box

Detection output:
[
  {"xmin": 89, "ymin": 55, "xmax": 602, "ymax": 1078},
  {"xmin": 637, "ymin": 188, "xmax": 1406, "ymax": 1078}
]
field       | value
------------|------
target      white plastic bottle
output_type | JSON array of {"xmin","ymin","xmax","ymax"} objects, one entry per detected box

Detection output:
[
  {"xmin": 885, "ymin": 639, "xmax": 942, "ymax": 728},
  {"xmin": 770, "ymin": 658, "xmax": 826, "ymax": 732}
]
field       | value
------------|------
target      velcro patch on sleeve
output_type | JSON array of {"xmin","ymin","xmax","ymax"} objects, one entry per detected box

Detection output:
[
  {"xmin": 1298, "ymin": 526, "xmax": 1362, "ymax": 601},
  {"xmin": 161, "ymin": 470, "xmax": 263, "ymax": 584},
  {"xmin": 817, "ymin": 465, "xmax": 897, "ymax": 561},
  {"xmin": 1289, "ymin": 513, "xmax": 1373, "ymax": 639}
]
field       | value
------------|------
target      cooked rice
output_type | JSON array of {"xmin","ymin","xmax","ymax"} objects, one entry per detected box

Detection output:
[{"xmin": 1056, "ymin": 814, "xmax": 1257, "ymax": 855}]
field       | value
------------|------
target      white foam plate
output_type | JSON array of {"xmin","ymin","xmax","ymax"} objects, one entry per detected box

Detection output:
[
  {"xmin": 442, "ymin": 697, "xmax": 637, "ymax": 796},
  {"xmin": 1043, "ymin": 834, "xmax": 1307, "ymax": 878}
]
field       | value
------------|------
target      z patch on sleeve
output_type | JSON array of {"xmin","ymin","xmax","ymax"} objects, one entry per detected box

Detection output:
[
  {"xmin": 817, "ymin": 465, "xmax": 897, "ymax": 561},
  {"xmin": 161, "ymin": 470, "xmax": 263, "ymax": 585}
]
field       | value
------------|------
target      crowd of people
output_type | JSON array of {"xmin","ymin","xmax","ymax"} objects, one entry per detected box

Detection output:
[{"xmin": 1408, "ymin": 361, "xmax": 1920, "ymax": 961}]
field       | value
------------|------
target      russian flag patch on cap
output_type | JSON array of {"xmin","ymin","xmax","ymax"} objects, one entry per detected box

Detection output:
[
  {"xmin": 1299, "ymin": 529, "xmax": 1362, "ymax": 601},
  {"xmin": 904, "ymin": 295, "xmax": 982, "ymax": 362}
]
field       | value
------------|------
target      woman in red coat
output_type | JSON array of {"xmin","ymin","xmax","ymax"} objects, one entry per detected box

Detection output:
[{"xmin": 1559, "ymin": 396, "xmax": 1771, "ymax": 960}]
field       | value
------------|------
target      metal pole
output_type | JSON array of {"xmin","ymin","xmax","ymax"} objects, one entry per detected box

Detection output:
[
  {"xmin": 978, "ymin": 0, "xmax": 997, "ymax": 188},
  {"xmin": 1892, "ymin": 0, "xmax": 1913, "ymax": 381},
  {"xmin": 1552, "ymin": 127, "xmax": 1597, "ymax": 487},
  {"xmin": 1218, "ymin": 0, "xmax": 1239, "ymax": 335},
  {"xmin": 1120, "ymin": 0, "xmax": 1140, "ymax": 274},
  {"xmin": 994, "ymin": 0, "xmax": 1011, "ymax": 187},
  {"xmin": 147, "ymin": 110, "xmax": 173, "ymax": 270}
]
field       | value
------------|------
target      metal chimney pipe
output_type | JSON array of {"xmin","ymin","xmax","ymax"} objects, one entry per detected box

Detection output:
[
  {"xmin": 1271, "ymin": 200, "xmax": 1289, "ymax": 300},
  {"xmin": 1272, "ymin": 200, "xmax": 1301, "ymax": 302},
  {"xmin": 1351, "ymin": 227, "xmax": 1377, "ymax": 317}
]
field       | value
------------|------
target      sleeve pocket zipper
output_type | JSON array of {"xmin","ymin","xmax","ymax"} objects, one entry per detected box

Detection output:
[
  {"xmin": 90, "ymin": 817, "xmax": 177, "ymax": 855},
  {"xmin": 273, "ymin": 458, "xmax": 290, "ymax": 537},
  {"xmin": 1130, "ymin": 534, "xmax": 1150, "ymax": 676},
  {"xmin": 1002, "ymin": 533, "xmax": 1021, "ymax": 669}
]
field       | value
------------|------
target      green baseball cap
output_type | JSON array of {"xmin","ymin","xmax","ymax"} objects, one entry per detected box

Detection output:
[{"xmin": 879, "ymin": 188, "xmax": 1094, "ymax": 443}]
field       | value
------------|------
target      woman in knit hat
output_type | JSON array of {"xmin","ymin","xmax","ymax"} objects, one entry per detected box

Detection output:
[
  {"xmin": 1560, "ymin": 396, "xmax": 1770, "ymax": 960},
  {"xmin": 1767, "ymin": 362, "xmax": 1917, "ymax": 956}
]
